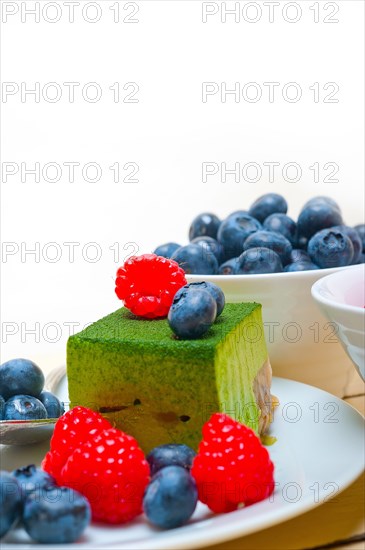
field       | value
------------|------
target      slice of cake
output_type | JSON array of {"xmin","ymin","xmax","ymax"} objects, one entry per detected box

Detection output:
[{"xmin": 67, "ymin": 303, "xmax": 273, "ymax": 452}]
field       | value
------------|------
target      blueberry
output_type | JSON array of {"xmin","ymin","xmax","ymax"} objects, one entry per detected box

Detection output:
[
  {"xmin": 297, "ymin": 203, "xmax": 343, "ymax": 240},
  {"xmin": 0, "ymin": 396, "xmax": 5, "ymax": 420},
  {"xmin": 243, "ymin": 230, "xmax": 292, "ymax": 265},
  {"xmin": 0, "ymin": 359, "xmax": 44, "ymax": 400},
  {"xmin": 189, "ymin": 213, "xmax": 221, "ymax": 240},
  {"xmin": 143, "ymin": 466, "xmax": 198, "ymax": 529},
  {"xmin": 237, "ymin": 247, "xmax": 283, "ymax": 274},
  {"xmin": 175, "ymin": 281, "xmax": 225, "ymax": 316},
  {"xmin": 308, "ymin": 228, "xmax": 354, "ymax": 268},
  {"xmin": 288, "ymin": 249, "xmax": 311, "ymax": 264},
  {"xmin": 147, "ymin": 444, "xmax": 197, "ymax": 476},
  {"xmin": 302, "ymin": 196, "xmax": 341, "ymax": 212},
  {"xmin": 296, "ymin": 235, "xmax": 309, "ymax": 250},
  {"xmin": 154, "ymin": 243, "xmax": 181, "ymax": 259},
  {"xmin": 226, "ymin": 209, "xmax": 248, "ymax": 218},
  {"xmin": 284, "ymin": 261, "xmax": 319, "ymax": 272},
  {"xmin": 331, "ymin": 225, "xmax": 362, "ymax": 264},
  {"xmin": 0, "ymin": 471, "xmax": 22, "ymax": 538},
  {"xmin": 171, "ymin": 244, "xmax": 218, "ymax": 275},
  {"xmin": 22, "ymin": 487, "xmax": 91, "ymax": 544},
  {"xmin": 354, "ymin": 224, "xmax": 365, "ymax": 252},
  {"xmin": 217, "ymin": 214, "xmax": 262, "ymax": 259},
  {"xmin": 248, "ymin": 193, "xmax": 288, "ymax": 223},
  {"xmin": 38, "ymin": 391, "xmax": 65, "ymax": 419},
  {"xmin": 4, "ymin": 395, "xmax": 47, "ymax": 421},
  {"xmin": 263, "ymin": 213, "xmax": 297, "ymax": 246},
  {"xmin": 356, "ymin": 252, "xmax": 365, "ymax": 264},
  {"xmin": 218, "ymin": 258, "xmax": 240, "ymax": 275},
  {"xmin": 168, "ymin": 289, "xmax": 217, "ymax": 339},
  {"xmin": 191, "ymin": 236, "xmax": 224, "ymax": 264},
  {"xmin": 12, "ymin": 465, "xmax": 56, "ymax": 501}
]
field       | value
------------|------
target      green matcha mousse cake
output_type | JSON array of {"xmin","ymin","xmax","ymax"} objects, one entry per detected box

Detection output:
[{"xmin": 67, "ymin": 302, "xmax": 273, "ymax": 452}]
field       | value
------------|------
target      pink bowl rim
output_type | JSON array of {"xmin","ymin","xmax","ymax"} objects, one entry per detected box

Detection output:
[{"xmin": 311, "ymin": 264, "xmax": 365, "ymax": 315}]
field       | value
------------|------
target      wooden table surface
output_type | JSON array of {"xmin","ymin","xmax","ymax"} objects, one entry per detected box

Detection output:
[{"xmin": 1, "ymin": 353, "xmax": 364, "ymax": 550}]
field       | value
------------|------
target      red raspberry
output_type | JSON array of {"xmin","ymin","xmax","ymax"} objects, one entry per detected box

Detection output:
[
  {"xmin": 61, "ymin": 428, "xmax": 150, "ymax": 524},
  {"xmin": 42, "ymin": 406, "xmax": 112, "ymax": 483},
  {"xmin": 115, "ymin": 253, "xmax": 187, "ymax": 318},
  {"xmin": 191, "ymin": 413, "xmax": 274, "ymax": 513}
]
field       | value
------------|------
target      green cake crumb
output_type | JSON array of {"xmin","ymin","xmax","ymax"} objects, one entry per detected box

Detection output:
[{"xmin": 67, "ymin": 303, "xmax": 269, "ymax": 452}]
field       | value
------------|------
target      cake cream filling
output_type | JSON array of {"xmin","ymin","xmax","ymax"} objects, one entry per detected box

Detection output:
[{"xmin": 253, "ymin": 357, "xmax": 277, "ymax": 434}]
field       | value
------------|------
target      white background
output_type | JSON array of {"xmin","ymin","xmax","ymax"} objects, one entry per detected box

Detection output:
[{"xmin": 1, "ymin": 0, "xmax": 364, "ymax": 369}]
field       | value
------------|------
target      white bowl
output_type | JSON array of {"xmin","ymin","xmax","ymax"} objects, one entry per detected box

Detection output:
[
  {"xmin": 187, "ymin": 266, "xmax": 357, "ymax": 395},
  {"xmin": 311, "ymin": 265, "xmax": 365, "ymax": 381}
]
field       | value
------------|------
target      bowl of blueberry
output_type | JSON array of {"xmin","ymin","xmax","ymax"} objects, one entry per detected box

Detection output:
[
  {"xmin": 154, "ymin": 194, "xmax": 365, "ymax": 394},
  {"xmin": 0, "ymin": 358, "xmax": 65, "ymax": 445}
]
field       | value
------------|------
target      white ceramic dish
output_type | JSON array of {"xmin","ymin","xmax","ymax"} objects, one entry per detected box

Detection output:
[
  {"xmin": 187, "ymin": 266, "xmax": 355, "ymax": 396},
  {"xmin": 2, "ymin": 375, "xmax": 364, "ymax": 549},
  {"xmin": 311, "ymin": 264, "xmax": 365, "ymax": 381}
]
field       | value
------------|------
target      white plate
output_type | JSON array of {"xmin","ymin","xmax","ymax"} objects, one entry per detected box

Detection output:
[{"xmin": 2, "ymin": 376, "xmax": 364, "ymax": 550}]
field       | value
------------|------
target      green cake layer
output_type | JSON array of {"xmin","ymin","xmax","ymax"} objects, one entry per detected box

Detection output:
[{"xmin": 67, "ymin": 303, "xmax": 269, "ymax": 452}]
